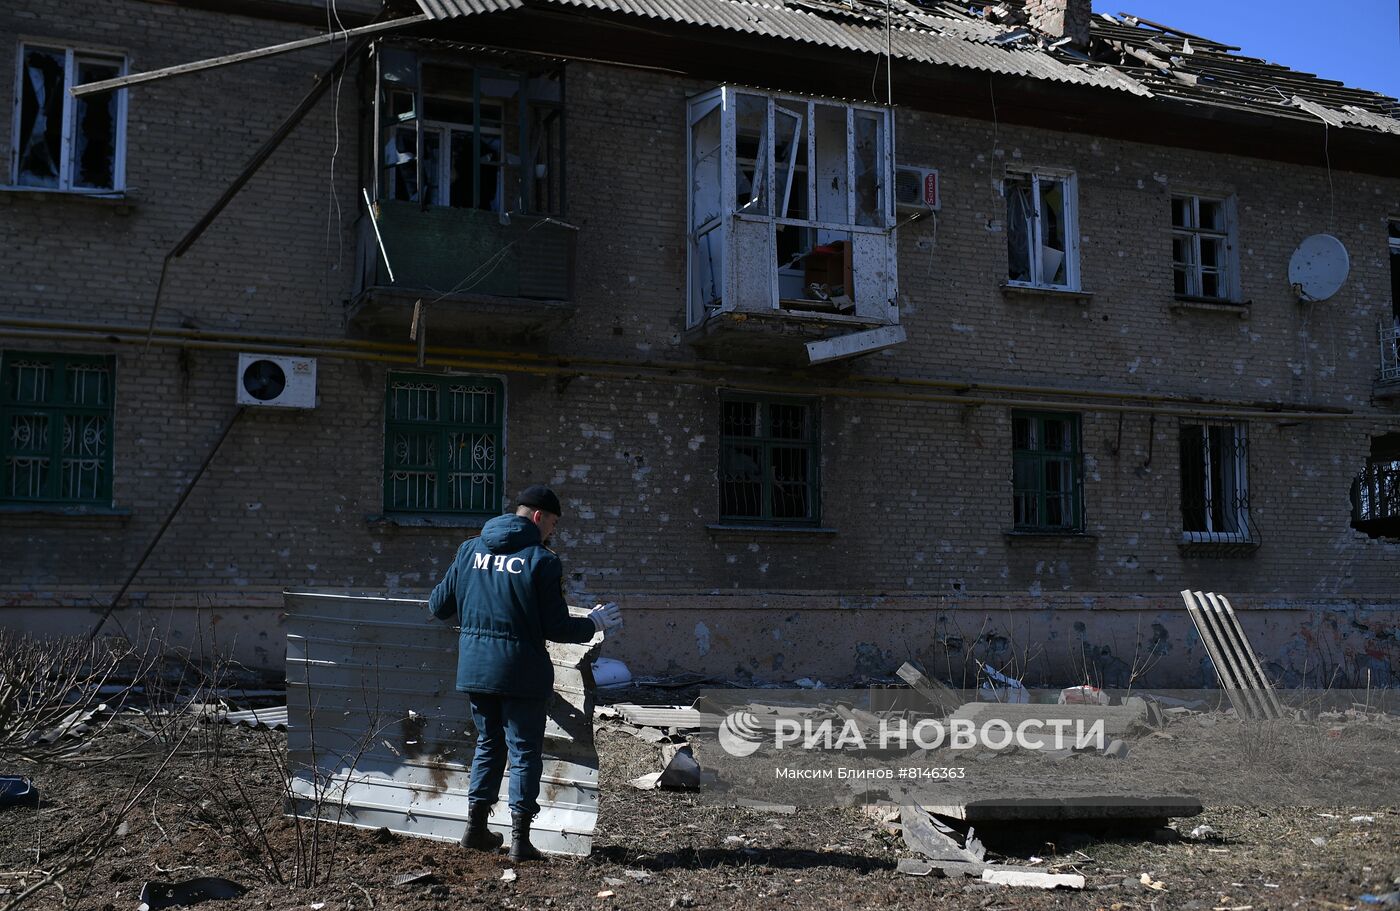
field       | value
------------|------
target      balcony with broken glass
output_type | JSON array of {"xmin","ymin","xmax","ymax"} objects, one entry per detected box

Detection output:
[
  {"xmin": 349, "ymin": 49, "xmax": 573, "ymax": 342},
  {"xmin": 684, "ymin": 87, "xmax": 900, "ymax": 365}
]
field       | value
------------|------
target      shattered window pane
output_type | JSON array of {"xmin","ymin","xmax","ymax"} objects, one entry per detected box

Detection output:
[
  {"xmin": 735, "ymin": 93, "xmax": 768, "ymax": 215},
  {"xmin": 1038, "ymin": 178, "xmax": 1067, "ymax": 285},
  {"xmin": 1389, "ymin": 221, "xmax": 1400, "ymax": 321},
  {"xmin": 381, "ymin": 58, "xmax": 561, "ymax": 213},
  {"xmin": 774, "ymin": 105, "xmax": 805, "ymax": 221},
  {"xmin": 15, "ymin": 46, "xmax": 125, "ymax": 192},
  {"xmin": 853, "ymin": 112, "xmax": 883, "ymax": 227},
  {"xmin": 1005, "ymin": 176, "xmax": 1033, "ymax": 283},
  {"xmin": 72, "ymin": 59, "xmax": 121, "ymax": 190},
  {"xmin": 1171, "ymin": 195, "xmax": 1232, "ymax": 300},
  {"xmin": 17, "ymin": 47, "xmax": 65, "ymax": 188},
  {"xmin": 813, "ymin": 105, "xmax": 848, "ymax": 225}
]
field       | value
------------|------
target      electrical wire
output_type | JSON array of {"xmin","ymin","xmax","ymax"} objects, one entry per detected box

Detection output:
[{"xmin": 324, "ymin": 0, "xmax": 349, "ymax": 295}]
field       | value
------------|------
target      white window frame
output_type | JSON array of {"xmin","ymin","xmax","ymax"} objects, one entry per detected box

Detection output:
[
  {"xmin": 1171, "ymin": 193, "xmax": 1239, "ymax": 301},
  {"xmin": 1003, "ymin": 168, "xmax": 1079, "ymax": 291},
  {"xmin": 685, "ymin": 86, "xmax": 896, "ymax": 327},
  {"xmin": 1181, "ymin": 420, "xmax": 1252, "ymax": 544},
  {"xmin": 10, "ymin": 41, "xmax": 128, "ymax": 193}
]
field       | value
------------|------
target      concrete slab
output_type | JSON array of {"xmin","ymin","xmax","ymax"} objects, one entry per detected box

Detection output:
[{"xmin": 924, "ymin": 795, "xmax": 1203, "ymax": 823}]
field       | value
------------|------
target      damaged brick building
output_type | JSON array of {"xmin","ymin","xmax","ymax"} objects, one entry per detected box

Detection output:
[{"xmin": 2, "ymin": 0, "xmax": 1397, "ymax": 687}]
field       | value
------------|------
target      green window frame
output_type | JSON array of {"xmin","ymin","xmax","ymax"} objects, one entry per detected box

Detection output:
[
  {"xmin": 383, "ymin": 372, "xmax": 504, "ymax": 516},
  {"xmin": 1, "ymin": 351, "xmax": 115, "ymax": 506},
  {"xmin": 1012, "ymin": 411, "xmax": 1082, "ymax": 531},
  {"xmin": 719, "ymin": 395, "xmax": 819, "ymax": 524}
]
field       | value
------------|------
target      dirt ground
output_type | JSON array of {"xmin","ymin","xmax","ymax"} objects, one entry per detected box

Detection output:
[{"xmin": 1, "ymin": 693, "xmax": 1397, "ymax": 911}]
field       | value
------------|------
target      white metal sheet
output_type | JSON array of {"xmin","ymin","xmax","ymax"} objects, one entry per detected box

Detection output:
[{"xmin": 283, "ymin": 591, "xmax": 604, "ymax": 856}]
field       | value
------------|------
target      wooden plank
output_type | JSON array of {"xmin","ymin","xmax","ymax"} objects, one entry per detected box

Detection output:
[{"xmin": 71, "ymin": 15, "xmax": 430, "ymax": 96}]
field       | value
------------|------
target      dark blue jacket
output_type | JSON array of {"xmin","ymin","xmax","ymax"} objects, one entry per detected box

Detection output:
[{"xmin": 428, "ymin": 514, "xmax": 596, "ymax": 699}]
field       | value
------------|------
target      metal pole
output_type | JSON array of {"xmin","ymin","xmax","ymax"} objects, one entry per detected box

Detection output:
[{"xmin": 89, "ymin": 407, "xmax": 246, "ymax": 641}]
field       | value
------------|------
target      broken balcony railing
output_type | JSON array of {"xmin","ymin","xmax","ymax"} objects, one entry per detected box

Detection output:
[{"xmin": 352, "ymin": 201, "xmax": 575, "ymax": 303}]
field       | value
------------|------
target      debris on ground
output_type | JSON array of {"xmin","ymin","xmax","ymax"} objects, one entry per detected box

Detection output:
[
  {"xmin": 138, "ymin": 877, "xmax": 246, "ymax": 910},
  {"xmin": 894, "ymin": 661, "xmax": 959, "ymax": 715},
  {"xmin": 981, "ymin": 867, "xmax": 1085, "ymax": 889},
  {"xmin": 593, "ymin": 657, "xmax": 632, "ymax": 688},
  {"xmin": 976, "ymin": 663, "xmax": 1029, "ymax": 703},
  {"xmin": 0, "ymin": 777, "xmax": 37, "ymax": 810},
  {"xmin": 1189, "ymin": 824, "xmax": 1220, "ymax": 840},
  {"xmin": 1058, "ymin": 685, "xmax": 1110, "ymax": 705}
]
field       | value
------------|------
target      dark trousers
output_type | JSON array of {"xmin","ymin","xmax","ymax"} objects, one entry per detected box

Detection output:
[{"xmin": 466, "ymin": 692, "xmax": 548, "ymax": 817}]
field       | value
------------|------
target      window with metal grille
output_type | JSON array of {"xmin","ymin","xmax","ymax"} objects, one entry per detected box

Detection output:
[
  {"xmin": 1171, "ymin": 195, "xmax": 1236, "ymax": 300},
  {"xmin": 1, "ymin": 352, "xmax": 115, "ymax": 505},
  {"xmin": 383, "ymin": 373, "xmax": 504, "ymax": 516},
  {"xmin": 1011, "ymin": 412, "xmax": 1083, "ymax": 531},
  {"xmin": 12, "ymin": 44, "xmax": 128, "ymax": 192},
  {"xmin": 719, "ymin": 396, "xmax": 819, "ymax": 524},
  {"xmin": 1180, "ymin": 420, "xmax": 1256, "ymax": 543}
]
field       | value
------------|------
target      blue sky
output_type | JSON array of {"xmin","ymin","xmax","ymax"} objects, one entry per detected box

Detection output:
[{"xmin": 1116, "ymin": 1, "xmax": 1400, "ymax": 100}]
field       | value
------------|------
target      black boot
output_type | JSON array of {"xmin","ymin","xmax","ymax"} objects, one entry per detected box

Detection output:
[
  {"xmin": 460, "ymin": 801, "xmax": 503, "ymax": 851},
  {"xmin": 509, "ymin": 812, "xmax": 543, "ymax": 861}
]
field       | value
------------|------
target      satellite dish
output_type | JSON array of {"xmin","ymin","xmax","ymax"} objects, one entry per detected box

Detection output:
[{"xmin": 1288, "ymin": 234, "xmax": 1349, "ymax": 302}]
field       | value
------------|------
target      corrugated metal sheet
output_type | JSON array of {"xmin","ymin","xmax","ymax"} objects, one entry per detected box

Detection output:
[
  {"xmin": 283, "ymin": 592, "xmax": 604, "ymax": 856},
  {"xmin": 222, "ymin": 705, "xmax": 289, "ymax": 731},
  {"xmin": 407, "ymin": 0, "xmax": 1400, "ymax": 135},
  {"xmin": 411, "ymin": 0, "xmax": 1151, "ymax": 95}
]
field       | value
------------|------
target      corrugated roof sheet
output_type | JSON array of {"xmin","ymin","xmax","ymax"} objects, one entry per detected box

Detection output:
[
  {"xmin": 283, "ymin": 592, "xmax": 604, "ymax": 857},
  {"xmin": 412, "ymin": 0, "xmax": 1150, "ymax": 95},
  {"xmin": 407, "ymin": 0, "xmax": 1400, "ymax": 136}
]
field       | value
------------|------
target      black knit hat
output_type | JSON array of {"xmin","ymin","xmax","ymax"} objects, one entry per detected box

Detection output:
[{"xmin": 517, "ymin": 484, "xmax": 562, "ymax": 517}]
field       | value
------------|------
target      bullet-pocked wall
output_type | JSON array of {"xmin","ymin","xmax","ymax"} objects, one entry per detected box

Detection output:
[{"xmin": 1, "ymin": 1, "xmax": 1397, "ymax": 687}]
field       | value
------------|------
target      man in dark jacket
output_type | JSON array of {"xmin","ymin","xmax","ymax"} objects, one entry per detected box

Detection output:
[{"xmin": 428, "ymin": 485, "xmax": 622, "ymax": 861}]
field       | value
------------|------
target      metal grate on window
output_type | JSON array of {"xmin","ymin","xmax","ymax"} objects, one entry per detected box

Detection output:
[
  {"xmin": 719, "ymin": 396, "xmax": 818, "ymax": 523},
  {"xmin": 1179, "ymin": 420, "xmax": 1260, "ymax": 554},
  {"xmin": 1011, "ymin": 412, "xmax": 1083, "ymax": 531},
  {"xmin": 1, "ymin": 352, "xmax": 114, "ymax": 505},
  {"xmin": 384, "ymin": 373, "xmax": 503, "ymax": 516}
]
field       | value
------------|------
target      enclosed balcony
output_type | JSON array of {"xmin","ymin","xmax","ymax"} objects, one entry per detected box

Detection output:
[
  {"xmin": 346, "ymin": 46, "xmax": 573, "ymax": 343},
  {"xmin": 682, "ymin": 87, "xmax": 903, "ymax": 366}
]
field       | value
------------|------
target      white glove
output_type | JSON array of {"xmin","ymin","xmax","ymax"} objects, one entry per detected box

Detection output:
[{"xmin": 588, "ymin": 601, "xmax": 623, "ymax": 635}]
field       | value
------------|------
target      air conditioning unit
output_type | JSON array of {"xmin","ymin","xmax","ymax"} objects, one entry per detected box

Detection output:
[
  {"xmin": 236, "ymin": 353, "xmax": 317, "ymax": 409},
  {"xmin": 894, "ymin": 165, "xmax": 940, "ymax": 212}
]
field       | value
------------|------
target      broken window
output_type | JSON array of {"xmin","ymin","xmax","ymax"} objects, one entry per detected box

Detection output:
[
  {"xmin": 1179, "ymin": 421, "xmax": 1253, "ymax": 543},
  {"xmin": 1389, "ymin": 220, "xmax": 1400, "ymax": 324},
  {"xmin": 375, "ymin": 49, "xmax": 563, "ymax": 215},
  {"xmin": 1011, "ymin": 412, "xmax": 1082, "ymax": 532},
  {"xmin": 686, "ymin": 87, "xmax": 897, "ymax": 326},
  {"xmin": 383, "ymin": 373, "xmax": 504, "ymax": 516},
  {"xmin": 1, "ymin": 352, "xmax": 115, "ymax": 505},
  {"xmin": 719, "ymin": 396, "xmax": 819, "ymax": 524},
  {"xmin": 1005, "ymin": 171, "xmax": 1077, "ymax": 289},
  {"xmin": 1172, "ymin": 195, "xmax": 1236, "ymax": 300},
  {"xmin": 12, "ymin": 45, "xmax": 127, "ymax": 192}
]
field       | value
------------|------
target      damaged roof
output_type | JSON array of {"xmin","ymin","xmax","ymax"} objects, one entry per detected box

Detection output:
[{"xmin": 406, "ymin": 0, "xmax": 1400, "ymax": 137}]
